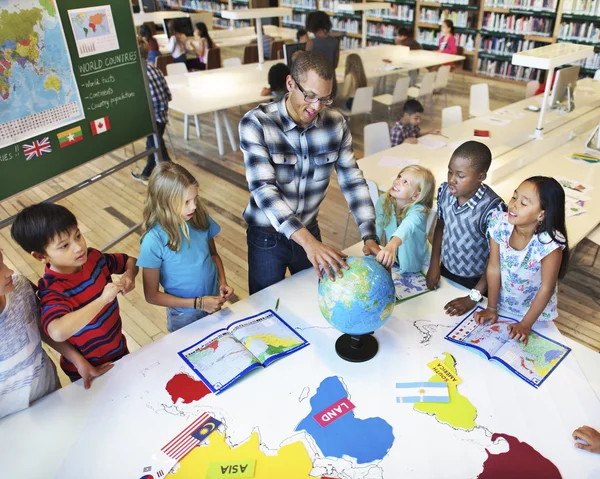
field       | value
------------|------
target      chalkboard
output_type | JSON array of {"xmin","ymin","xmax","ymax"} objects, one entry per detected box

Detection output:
[{"xmin": 0, "ymin": 0, "xmax": 155, "ymax": 201}]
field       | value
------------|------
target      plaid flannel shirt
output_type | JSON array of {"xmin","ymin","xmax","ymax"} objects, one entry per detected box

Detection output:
[
  {"xmin": 239, "ymin": 96, "xmax": 376, "ymax": 240},
  {"xmin": 390, "ymin": 121, "xmax": 420, "ymax": 147},
  {"xmin": 146, "ymin": 63, "xmax": 172, "ymax": 124}
]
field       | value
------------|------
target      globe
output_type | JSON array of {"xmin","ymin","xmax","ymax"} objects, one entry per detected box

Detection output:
[{"xmin": 318, "ymin": 256, "xmax": 396, "ymax": 356}]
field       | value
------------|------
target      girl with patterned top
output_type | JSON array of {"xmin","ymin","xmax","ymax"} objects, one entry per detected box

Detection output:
[{"xmin": 474, "ymin": 177, "xmax": 569, "ymax": 345}]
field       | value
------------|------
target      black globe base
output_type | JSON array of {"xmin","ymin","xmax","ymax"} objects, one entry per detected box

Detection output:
[{"xmin": 335, "ymin": 333, "xmax": 379, "ymax": 362}]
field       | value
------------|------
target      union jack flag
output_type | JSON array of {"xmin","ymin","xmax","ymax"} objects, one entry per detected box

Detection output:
[{"xmin": 22, "ymin": 137, "xmax": 52, "ymax": 160}]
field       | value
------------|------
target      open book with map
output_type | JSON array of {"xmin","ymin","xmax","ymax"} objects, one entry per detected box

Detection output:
[
  {"xmin": 178, "ymin": 310, "xmax": 309, "ymax": 394},
  {"xmin": 392, "ymin": 267, "xmax": 431, "ymax": 303},
  {"xmin": 445, "ymin": 307, "xmax": 570, "ymax": 388}
]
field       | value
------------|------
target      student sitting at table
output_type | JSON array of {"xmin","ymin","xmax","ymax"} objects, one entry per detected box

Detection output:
[
  {"xmin": 167, "ymin": 19, "xmax": 188, "ymax": 64},
  {"xmin": 573, "ymin": 426, "xmax": 600, "ymax": 453},
  {"xmin": 374, "ymin": 165, "xmax": 436, "ymax": 272},
  {"xmin": 251, "ymin": 25, "xmax": 273, "ymax": 60},
  {"xmin": 0, "ymin": 250, "xmax": 111, "ymax": 419},
  {"xmin": 297, "ymin": 29, "xmax": 309, "ymax": 44},
  {"xmin": 139, "ymin": 24, "xmax": 160, "ymax": 65},
  {"xmin": 339, "ymin": 53, "xmax": 367, "ymax": 111},
  {"xmin": 137, "ymin": 163, "xmax": 234, "ymax": 333},
  {"xmin": 426, "ymin": 141, "xmax": 506, "ymax": 316},
  {"xmin": 261, "ymin": 63, "xmax": 291, "ymax": 101},
  {"xmin": 390, "ymin": 100, "xmax": 423, "ymax": 147},
  {"xmin": 306, "ymin": 11, "xmax": 339, "ymax": 96},
  {"xmin": 395, "ymin": 27, "xmax": 422, "ymax": 50},
  {"xmin": 11, "ymin": 204, "xmax": 138, "ymax": 383},
  {"xmin": 473, "ymin": 177, "xmax": 569, "ymax": 345},
  {"xmin": 188, "ymin": 22, "xmax": 215, "ymax": 71},
  {"xmin": 438, "ymin": 19, "xmax": 457, "ymax": 55}
]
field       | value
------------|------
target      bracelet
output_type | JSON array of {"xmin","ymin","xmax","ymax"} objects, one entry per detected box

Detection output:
[{"xmin": 488, "ymin": 306, "xmax": 497, "ymax": 311}]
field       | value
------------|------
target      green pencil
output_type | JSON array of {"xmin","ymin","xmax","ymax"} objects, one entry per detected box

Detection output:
[{"xmin": 275, "ymin": 297, "xmax": 280, "ymax": 311}]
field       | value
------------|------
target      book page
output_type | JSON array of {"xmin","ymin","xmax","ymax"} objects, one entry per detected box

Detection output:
[
  {"xmin": 391, "ymin": 268, "xmax": 430, "ymax": 303},
  {"xmin": 178, "ymin": 330, "xmax": 261, "ymax": 394},
  {"xmin": 228, "ymin": 310, "xmax": 308, "ymax": 366},
  {"xmin": 446, "ymin": 311, "xmax": 516, "ymax": 357},
  {"xmin": 493, "ymin": 331, "xmax": 571, "ymax": 388},
  {"xmin": 418, "ymin": 135, "xmax": 447, "ymax": 150}
]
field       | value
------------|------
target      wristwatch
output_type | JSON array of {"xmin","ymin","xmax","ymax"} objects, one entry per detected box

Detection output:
[
  {"xmin": 469, "ymin": 289, "xmax": 483, "ymax": 303},
  {"xmin": 362, "ymin": 234, "xmax": 380, "ymax": 245}
]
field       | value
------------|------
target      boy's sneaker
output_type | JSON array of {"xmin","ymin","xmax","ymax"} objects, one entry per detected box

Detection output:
[{"xmin": 131, "ymin": 171, "xmax": 149, "ymax": 185}]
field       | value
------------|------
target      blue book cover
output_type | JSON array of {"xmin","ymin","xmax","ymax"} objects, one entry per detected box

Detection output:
[
  {"xmin": 445, "ymin": 307, "xmax": 571, "ymax": 388},
  {"xmin": 178, "ymin": 310, "xmax": 309, "ymax": 394}
]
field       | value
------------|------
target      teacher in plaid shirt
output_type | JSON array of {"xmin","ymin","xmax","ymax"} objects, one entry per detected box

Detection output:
[{"xmin": 239, "ymin": 51, "xmax": 380, "ymax": 294}]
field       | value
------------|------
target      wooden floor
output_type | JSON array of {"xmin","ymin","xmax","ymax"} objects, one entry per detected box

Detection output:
[{"xmin": 1, "ymin": 72, "xmax": 598, "ymax": 385}]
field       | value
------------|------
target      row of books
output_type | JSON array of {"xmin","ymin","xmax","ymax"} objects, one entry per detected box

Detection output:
[
  {"xmin": 576, "ymin": 52, "xmax": 600, "ymax": 71},
  {"xmin": 280, "ymin": 0, "xmax": 317, "ymax": 8},
  {"xmin": 332, "ymin": 17, "xmax": 360, "ymax": 33},
  {"xmin": 367, "ymin": 22, "xmax": 401, "ymax": 39},
  {"xmin": 481, "ymin": 12, "xmax": 554, "ymax": 35},
  {"xmin": 416, "ymin": 29, "xmax": 476, "ymax": 50},
  {"xmin": 369, "ymin": 5, "xmax": 415, "ymax": 21},
  {"xmin": 562, "ymin": 0, "xmax": 600, "ymax": 15},
  {"xmin": 422, "ymin": 0, "xmax": 474, "ymax": 6},
  {"xmin": 420, "ymin": 9, "xmax": 474, "ymax": 28},
  {"xmin": 478, "ymin": 58, "xmax": 543, "ymax": 80},
  {"xmin": 557, "ymin": 22, "xmax": 600, "ymax": 42},
  {"xmin": 479, "ymin": 36, "xmax": 541, "ymax": 55},
  {"xmin": 483, "ymin": 0, "xmax": 557, "ymax": 10},
  {"xmin": 340, "ymin": 36, "xmax": 361, "ymax": 50},
  {"xmin": 214, "ymin": 18, "xmax": 251, "ymax": 28},
  {"xmin": 282, "ymin": 13, "xmax": 307, "ymax": 27}
]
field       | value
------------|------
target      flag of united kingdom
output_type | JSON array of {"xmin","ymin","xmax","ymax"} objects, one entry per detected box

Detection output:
[{"xmin": 22, "ymin": 137, "xmax": 52, "ymax": 160}]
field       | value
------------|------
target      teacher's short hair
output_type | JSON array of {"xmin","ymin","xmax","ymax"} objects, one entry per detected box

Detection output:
[{"xmin": 291, "ymin": 51, "xmax": 334, "ymax": 83}]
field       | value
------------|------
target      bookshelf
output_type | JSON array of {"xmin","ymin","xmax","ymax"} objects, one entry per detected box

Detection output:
[
  {"xmin": 159, "ymin": 0, "xmax": 254, "ymax": 28},
  {"xmin": 557, "ymin": 0, "xmax": 600, "ymax": 75}
]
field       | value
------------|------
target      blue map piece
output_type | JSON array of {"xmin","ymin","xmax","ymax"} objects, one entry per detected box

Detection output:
[{"xmin": 295, "ymin": 376, "xmax": 394, "ymax": 464}]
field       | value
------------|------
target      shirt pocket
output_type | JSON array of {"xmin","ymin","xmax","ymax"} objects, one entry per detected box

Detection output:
[
  {"xmin": 272, "ymin": 153, "xmax": 297, "ymax": 185},
  {"xmin": 313, "ymin": 151, "xmax": 338, "ymax": 182}
]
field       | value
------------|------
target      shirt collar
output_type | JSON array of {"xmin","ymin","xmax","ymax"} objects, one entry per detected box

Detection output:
[
  {"xmin": 451, "ymin": 183, "xmax": 487, "ymax": 211},
  {"xmin": 277, "ymin": 95, "xmax": 322, "ymax": 133}
]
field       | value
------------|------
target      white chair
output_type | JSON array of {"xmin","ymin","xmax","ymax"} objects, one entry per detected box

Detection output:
[
  {"xmin": 469, "ymin": 83, "xmax": 491, "ymax": 117},
  {"xmin": 373, "ymin": 77, "xmax": 410, "ymax": 119},
  {"xmin": 594, "ymin": 69, "xmax": 600, "ymax": 81},
  {"xmin": 441, "ymin": 105, "xmax": 462, "ymax": 130},
  {"xmin": 341, "ymin": 179, "xmax": 380, "ymax": 249},
  {"xmin": 223, "ymin": 57, "xmax": 242, "ymax": 68},
  {"xmin": 339, "ymin": 86, "xmax": 374, "ymax": 123},
  {"xmin": 408, "ymin": 71, "xmax": 435, "ymax": 112},
  {"xmin": 526, "ymin": 80, "xmax": 540, "ymax": 98},
  {"xmin": 166, "ymin": 62, "xmax": 188, "ymax": 76},
  {"xmin": 364, "ymin": 122, "xmax": 392, "ymax": 157},
  {"xmin": 433, "ymin": 65, "xmax": 451, "ymax": 106}
]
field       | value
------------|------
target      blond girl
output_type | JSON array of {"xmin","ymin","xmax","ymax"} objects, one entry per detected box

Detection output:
[
  {"xmin": 137, "ymin": 163, "xmax": 234, "ymax": 332},
  {"xmin": 375, "ymin": 165, "xmax": 435, "ymax": 272},
  {"xmin": 339, "ymin": 53, "xmax": 367, "ymax": 110}
]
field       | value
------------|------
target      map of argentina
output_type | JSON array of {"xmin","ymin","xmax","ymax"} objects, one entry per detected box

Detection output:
[
  {"xmin": 0, "ymin": 0, "xmax": 84, "ymax": 147},
  {"xmin": 295, "ymin": 376, "xmax": 395, "ymax": 464}
]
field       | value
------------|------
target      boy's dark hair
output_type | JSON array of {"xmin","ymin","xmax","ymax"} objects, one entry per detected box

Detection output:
[
  {"xmin": 139, "ymin": 24, "xmax": 152, "ymax": 41},
  {"xmin": 306, "ymin": 11, "xmax": 332, "ymax": 34},
  {"xmin": 451, "ymin": 140, "xmax": 492, "ymax": 173},
  {"xmin": 396, "ymin": 27, "xmax": 411, "ymax": 37},
  {"xmin": 527, "ymin": 176, "xmax": 570, "ymax": 279},
  {"xmin": 402, "ymin": 99, "xmax": 424, "ymax": 116},
  {"xmin": 11, "ymin": 203, "xmax": 78, "ymax": 254},
  {"xmin": 269, "ymin": 62, "xmax": 291, "ymax": 92},
  {"xmin": 296, "ymin": 29, "xmax": 308, "ymax": 42},
  {"xmin": 291, "ymin": 51, "xmax": 333, "ymax": 82}
]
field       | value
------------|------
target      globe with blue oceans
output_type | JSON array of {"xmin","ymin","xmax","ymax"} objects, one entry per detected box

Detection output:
[{"xmin": 318, "ymin": 256, "xmax": 396, "ymax": 336}]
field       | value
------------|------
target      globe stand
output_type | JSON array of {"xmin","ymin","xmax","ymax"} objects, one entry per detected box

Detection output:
[{"xmin": 335, "ymin": 334, "xmax": 378, "ymax": 362}]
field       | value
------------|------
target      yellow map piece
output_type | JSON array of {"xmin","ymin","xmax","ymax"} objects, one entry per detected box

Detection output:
[
  {"xmin": 168, "ymin": 432, "xmax": 314, "ymax": 479},
  {"xmin": 44, "ymin": 74, "xmax": 61, "ymax": 93},
  {"xmin": 414, "ymin": 352, "xmax": 477, "ymax": 431},
  {"xmin": 427, "ymin": 358, "xmax": 462, "ymax": 385}
]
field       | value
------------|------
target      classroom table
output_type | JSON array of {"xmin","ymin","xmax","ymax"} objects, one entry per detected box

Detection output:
[
  {"xmin": 167, "ymin": 47, "xmax": 464, "ymax": 155},
  {"xmin": 1, "ymin": 242, "xmax": 599, "ymax": 478}
]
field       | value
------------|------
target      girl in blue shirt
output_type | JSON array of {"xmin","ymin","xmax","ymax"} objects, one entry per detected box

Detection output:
[
  {"xmin": 137, "ymin": 163, "xmax": 234, "ymax": 332},
  {"xmin": 375, "ymin": 165, "xmax": 436, "ymax": 272}
]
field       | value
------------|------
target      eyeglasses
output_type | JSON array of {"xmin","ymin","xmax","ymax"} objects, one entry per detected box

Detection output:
[{"xmin": 293, "ymin": 76, "xmax": 334, "ymax": 106}]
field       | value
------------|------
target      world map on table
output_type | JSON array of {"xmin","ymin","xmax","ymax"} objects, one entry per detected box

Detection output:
[
  {"xmin": 0, "ymin": 0, "xmax": 83, "ymax": 146},
  {"xmin": 68, "ymin": 9, "xmax": 109, "ymax": 40}
]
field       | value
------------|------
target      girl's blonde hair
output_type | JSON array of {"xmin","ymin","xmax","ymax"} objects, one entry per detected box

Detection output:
[
  {"xmin": 379, "ymin": 165, "xmax": 435, "ymax": 229},
  {"xmin": 141, "ymin": 162, "xmax": 210, "ymax": 251},
  {"xmin": 345, "ymin": 53, "xmax": 367, "ymax": 89}
]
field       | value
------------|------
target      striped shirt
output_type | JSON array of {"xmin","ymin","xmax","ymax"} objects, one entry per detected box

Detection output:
[
  {"xmin": 147, "ymin": 63, "xmax": 172, "ymax": 124},
  {"xmin": 38, "ymin": 248, "xmax": 129, "ymax": 380},
  {"xmin": 239, "ymin": 96, "xmax": 376, "ymax": 239}
]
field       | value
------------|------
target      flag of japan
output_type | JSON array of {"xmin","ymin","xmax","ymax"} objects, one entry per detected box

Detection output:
[{"xmin": 90, "ymin": 116, "xmax": 111, "ymax": 135}]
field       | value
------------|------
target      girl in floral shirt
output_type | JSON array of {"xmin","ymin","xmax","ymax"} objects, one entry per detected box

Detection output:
[{"xmin": 474, "ymin": 176, "xmax": 569, "ymax": 345}]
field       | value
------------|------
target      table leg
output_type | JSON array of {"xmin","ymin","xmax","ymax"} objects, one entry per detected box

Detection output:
[
  {"xmin": 214, "ymin": 111, "xmax": 224, "ymax": 156},
  {"xmin": 184, "ymin": 114, "xmax": 189, "ymax": 141},
  {"xmin": 221, "ymin": 110, "xmax": 238, "ymax": 152},
  {"xmin": 194, "ymin": 115, "xmax": 201, "ymax": 138},
  {"xmin": 256, "ymin": 18, "xmax": 264, "ymax": 64}
]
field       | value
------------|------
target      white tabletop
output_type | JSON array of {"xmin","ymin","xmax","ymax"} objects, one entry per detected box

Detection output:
[
  {"xmin": 1, "ymin": 243, "xmax": 599, "ymax": 478},
  {"xmin": 133, "ymin": 11, "xmax": 187, "ymax": 27},
  {"xmin": 220, "ymin": 7, "xmax": 293, "ymax": 20},
  {"xmin": 336, "ymin": 1, "xmax": 392, "ymax": 11},
  {"xmin": 512, "ymin": 42, "xmax": 595, "ymax": 70}
]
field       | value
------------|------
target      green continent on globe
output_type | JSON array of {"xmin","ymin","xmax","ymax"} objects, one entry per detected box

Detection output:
[{"xmin": 39, "ymin": 0, "xmax": 57, "ymax": 17}]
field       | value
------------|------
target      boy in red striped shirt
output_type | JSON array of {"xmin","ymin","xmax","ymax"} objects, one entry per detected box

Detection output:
[{"xmin": 11, "ymin": 204, "xmax": 138, "ymax": 382}]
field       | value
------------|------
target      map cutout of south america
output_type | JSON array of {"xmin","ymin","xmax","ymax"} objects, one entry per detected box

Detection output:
[{"xmin": 295, "ymin": 376, "xmax": 394, "ymax": 464}]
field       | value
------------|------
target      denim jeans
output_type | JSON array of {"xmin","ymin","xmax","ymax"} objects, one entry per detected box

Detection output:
[
  {"xmin": 143, "ymin": 121, "xmax": 171, "ymax": 178},
  {"xmin": 246, "ymin": 224, "xmax": 321, "ymax": 295},
  {"xmin": 166, "ymin": 307, "xmax": 209, "ymax": 332}
]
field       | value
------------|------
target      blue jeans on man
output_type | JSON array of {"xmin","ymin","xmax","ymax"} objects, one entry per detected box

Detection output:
[{"xmin": 247, "ymin": 224, "xmax": 321, "ymax": 295}]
